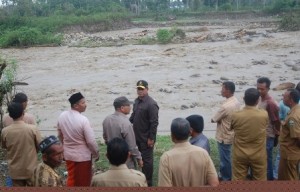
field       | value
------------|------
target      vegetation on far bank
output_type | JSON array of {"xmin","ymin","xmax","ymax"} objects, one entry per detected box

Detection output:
[{"xmin": 0, "ymin": 0, "xmax": 299, "ymax": 48}]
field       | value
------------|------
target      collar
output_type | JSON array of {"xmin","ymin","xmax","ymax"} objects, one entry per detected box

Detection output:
[
  {"xmin": 114, "ymin": 111, "xmax": 127, "ymax": 117},
  {"xmin": 110, "ymin": 164, "xmax": 128, "ymax": 170},
  {"xmin": 173, "ymin": 141, "xmax": 191, "ymax": 148},
  {"xmin": 288, "ymin": 104, "xmax": 300, "ymax": 115},
  {"xmin": 244, "ymin": 105, "xmax": 258, "ymax": 110},
  {"xmin": 189, "ymin": 134, "xmax": 202, "ymax": 144}
]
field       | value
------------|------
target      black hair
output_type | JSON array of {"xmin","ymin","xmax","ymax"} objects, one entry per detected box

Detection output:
[
  {"xmin": 8, "ymin": 102, "xmax": 24, "ymax": 120},
  {"xmin": 257, "ymin": 77, "xmax": 271, "ymax": 89},
  {"xmin": 287, "ymin": 88, "xmax": 300, "ymax": 104},
  {"xmin": 171, "ymin": 118, "xmax": 190, "ymax": 141},
  {"xmin": 107, "ymin": 138, "xmax": 129, "ymax": 166},
  {"xmin": 223, "ymin": 81, "xmax": 235, "ymax": 94},
  {"xmin": 296, "ymin": 82, "xmax": 300, "ymax": 92},
  {"xmin": 244, "ymin": 88, "xmax": 260, "ymax": 106},
  {"xmin": 12, "ymin": 92, "xmax": 28, "ymax": 103},
  {"xmin": 186, "ymin": 115, "xmax": 204, "ymax": 133}
]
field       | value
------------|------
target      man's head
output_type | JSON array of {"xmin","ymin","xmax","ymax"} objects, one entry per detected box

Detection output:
[
  {"xmin": 106, "ymin": 138, "xmax": 129, "ymax": 166},
  {"xmin": 186, "ymin": 114, "xmax": 204, "ymax": 135},
  {"xmin": 136, "ymin": 80, "xmax": 149, "ymax": 98},
  {"xmin": 296, "ymin": 82, "xmax": 300, "ymax": 92},
  {"xmin": 68, "ymin": 92, "xmax": 86, "ymax": 112},
  {"xmin": 12, "ymin": 92, "xmax": 28, "ymax": 110},
  {"xmin": 257, "ymin": 77, "xmax": 271, "ymax": 97},
  {"xmin": 8, "ymin": 102, "xmax": 24, "ymax": 120},
  {"xmin": 244, "ymin": 88, "xmax": 260, "ymax": 106},
  {"xmin": 171, "ymin": 118, "xmax": 190, "ymax": 142},
  {"xmin": 221, "ymin": 81, "xmax": 235, "ymax": 98},
  {"xmin": 113, "ymin": 96, "xmax": 132, "ymax": 115},
  {"xmin": 39, "ymin": 136, "xmax": 64, "ymax": 169},
  {"xmin": 283, "ymin": 88, "xmax": 300, "ymax": 108}
]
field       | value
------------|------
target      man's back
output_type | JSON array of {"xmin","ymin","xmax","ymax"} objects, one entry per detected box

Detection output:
[
  {"xmin": 91, "ymin": 164, "xmax": 147, "ymax": 187},
  {"xmin": 231, "ymin": 106, "xmax": 268, "ymax": 157},
  {"xmin": 158, "ymin": 142, "xmax": 217, "ymax": 187},
  {"xmin": 1, "ymin": 121, "xmax": 41, "ymax": 179}
]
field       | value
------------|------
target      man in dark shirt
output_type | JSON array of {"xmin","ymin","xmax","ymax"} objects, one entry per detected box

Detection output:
[{"xmin": 129, "ymin": 80, "xmax": 159, "ymax": 186}]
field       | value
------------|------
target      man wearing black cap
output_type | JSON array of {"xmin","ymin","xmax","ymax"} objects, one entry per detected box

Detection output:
[
  {"xmin": 57, "ymin": 92, "xmax": 99, "ymax": 186},
  {"xmin": 1, "ymin": 102, "xmax": 41, "ymax": 186},
  {"xmin": 103, "ymin": 96, "xmax": 143, "ymax": 169},
  {"xmin": 186, "ymin": 114, "xmax": 210, "ymax": 154},
  {"xmin": 129, "ymin": 80, "xmax": 159, "ymax": 186},
  {"xmin": 32, "ymin": 136, "xmax": 64, "ymax": 187},
  {"xmin": 3, "ymin": 92, "xmax": 36, "ymax": 127}
]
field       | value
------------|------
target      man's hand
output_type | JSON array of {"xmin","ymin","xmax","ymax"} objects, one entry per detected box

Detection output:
[
  {"xmin": 137, "ymin": 159, "xmax": 143, "ymax": 168},
  {"xmin": 147, "ymin": 138, "xmax": 155, "ymax": 148}
]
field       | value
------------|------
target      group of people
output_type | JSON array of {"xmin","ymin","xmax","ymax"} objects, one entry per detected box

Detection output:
[
  {"xmin": 211, "ymin": 78, "xmax": 300, "ymax": 182},
  {"xmin": 1, "ymin": 78, "xmax": 299, "ymax": 187}
]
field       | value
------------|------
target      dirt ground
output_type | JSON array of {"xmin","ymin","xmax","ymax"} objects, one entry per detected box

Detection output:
[{"xmin": 1, "ymin": 18, "xmax": 300, "ymax": 140}]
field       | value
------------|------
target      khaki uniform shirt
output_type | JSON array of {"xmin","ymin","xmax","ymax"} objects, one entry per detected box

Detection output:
[
  {"xmin": 158, "ymin": 141, "xmax": 217, "ymax": 187},
  {"xmin": 258, "ymin": 95, "xmax": 279, "ymax": 138},
  {"xmin": 231, "ymin": 106, "xmax": 268, "ymax": 160},
  {"xmin": 103, "ymin": 111, "xmax": 142, "ymax": 169},
  {"xmin": 91, "ymin": 164, "xmax": 147, "ymax": 187},
  {"xmin": 212, "ymin": 96, "xmax": 241, "ymax": 144},
  {"xmin": 1, "ymin": 121, "xmax": 42, "ymax": 179},
  {"xmin": 3, "ymin": 113, "xmax": 36, "ymax": 127},
  {"xmin": 32, "ymin": 162, "xmax": 63, "ymax": 187},
  {"xmin": 280, "ymin": 105, "xmax": 300, "ymax": 160}
]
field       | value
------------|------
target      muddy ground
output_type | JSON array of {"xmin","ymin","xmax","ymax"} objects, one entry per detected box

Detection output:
[{"xmin": 1, "ymin": 17, "xmax": 300, "ymax": 140}]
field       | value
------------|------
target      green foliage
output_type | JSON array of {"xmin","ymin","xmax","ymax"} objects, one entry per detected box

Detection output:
[
  {"xmin": 156, "ymin": 29, "xmax": 174, "ymax": 44},
  {"xmin": 0, "ymin": 27, "xmax": 63, "ymax": 48},
  {"xmin": 279, "ymin": 13, "xmax": 300, "ymax": 31},
  {"xmin": 220, "ymin": 3, "xmax": 233, "ymax": 11},
  {"xmin": 156, "ymin": 27, "xmax": 186, "ymax": 44},
  {"xmin": 138, "ymin": 36, "xmax": 156, "ymax": 45},
  {"xmin": 267, "ymin": 0, "xmax": 296, "ymax": 14},
  {"xmin": 170, "ymin": 27, "xmax": 186, "ymax": 39},
  {"xmin": 0, "ymin": 58, "xmax": 17, "ymax": 95}
]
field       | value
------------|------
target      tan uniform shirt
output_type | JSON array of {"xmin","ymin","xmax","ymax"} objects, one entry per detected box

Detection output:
[
  {"xmin": 158, "ymin": 141, "xmax": 217, "ymax": 187},
  {"xmin": 1, "ymin": 121, "xmax": 42, "ymax": 179},
  {"xmin": 231, "ymin": 106, "xmax": 268, "ymax": 158},
  {"xmin": 212, "ymin": 96, "xmax": 241, "ymax": 144},
  {"xmin": 280, "ymin": 105, "xmax": 300, "ymax": 160},
  {"xmin": 91, "ymin": 164, "xmax": 147, "ymax": 187},
  {"xmin": 32, "ymin": 162, "xmax": 63, "ymax": 187},
  {"xmin": 3, "ymin": 113, "xmax": 36, "ymax": 127}
]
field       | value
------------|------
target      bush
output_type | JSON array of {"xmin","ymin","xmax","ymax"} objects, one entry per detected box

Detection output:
[
  {"xmin": 279, "ymin": 13, "xmax": 300, "ymax": 31},
  {"xmin": 156, "ymin": 29, "xmax": 173, "ymax": 44},
  {"xmin": 0, "ymin": 27, "xmax": 62, "ymax": 47}
]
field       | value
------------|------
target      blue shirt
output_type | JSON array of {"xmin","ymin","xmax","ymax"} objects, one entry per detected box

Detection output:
[{"xmin": 189, "ymin": 134, "xmax": 210, "ymax": 154}]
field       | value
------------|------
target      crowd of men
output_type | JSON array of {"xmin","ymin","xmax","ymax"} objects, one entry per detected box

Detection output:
[{"xmin": 0, "ymin": 78, "xmax": 299, "ymax": 187}]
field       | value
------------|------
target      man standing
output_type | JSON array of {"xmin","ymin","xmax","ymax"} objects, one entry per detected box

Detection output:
[
  {"xmin": 231, "ymin": 88, "xmax": 268, "ymax": 180},
  {"xmin": 158, "ymin": 118, "xmax": 219, "ymax": 187},
  {"xmin": 129, "ymin": 80, "xmax": 159, "ymax": 186},
  {"xmin": 211, "ymin": 81, "xmax": 241, "ymax": 181},
  {"xmin": 103, "ymin": 96, "xmax": 143, "ymax": 169},
  {"xmin": 186, "ymin": 114, "xmax": 210, "ymax": 154},
  {"xmin": 278, "ymin": 88, "xmax": 300, "ymax": 180},
  {"xmin": 91, "ymin": 138, "xmax": 147, "ymax": 187},
  {"xmin": 32, "ymin": 135, "xmax": 64, "ymax": 187},
  {"xmin": 57, "ymin": 92, "xmax": 99, "ymax": 186},
  {"xmin": 1, "ymin": 102, "xmax": 41, "ymax": 186},
  {"xmin": 3, "ymin": 92, "xmax": 36, "ymax": 127},
  {"xmin": 257, "ymin": 77, "xmax": 280, "ymax": 180}
]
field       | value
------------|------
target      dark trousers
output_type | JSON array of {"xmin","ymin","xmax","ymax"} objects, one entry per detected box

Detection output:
[{"xmin": 137, "ymin": 141, "xmax": 154, "ymax": 186}]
